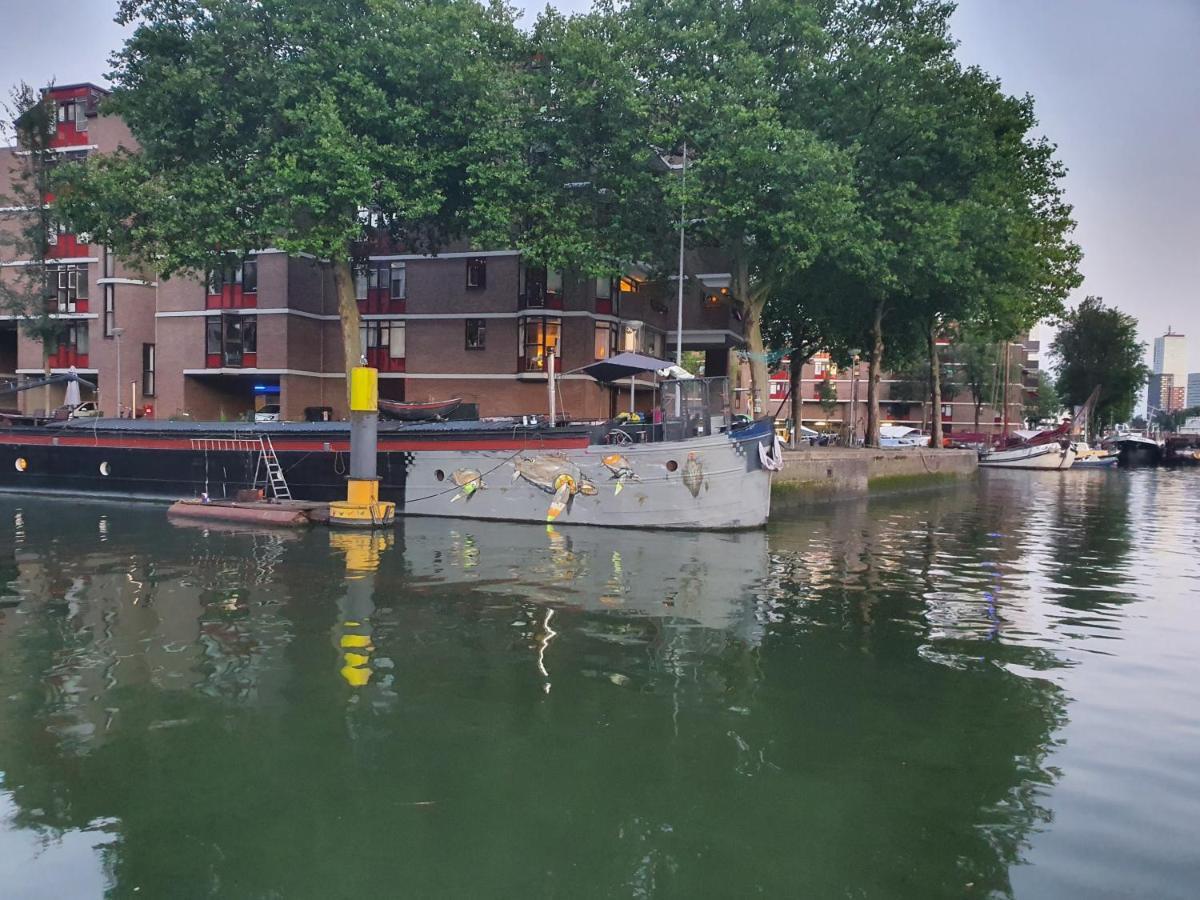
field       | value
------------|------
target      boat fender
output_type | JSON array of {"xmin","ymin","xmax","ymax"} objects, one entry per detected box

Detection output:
[{"xmin": 758, "ymin": 435, "xmax": 785, "ymax": 472}]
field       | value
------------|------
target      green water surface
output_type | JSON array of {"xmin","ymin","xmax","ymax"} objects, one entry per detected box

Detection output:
[{"xmin": 0, "ymin": 468, "xmax": 1198, "ymax": 898}]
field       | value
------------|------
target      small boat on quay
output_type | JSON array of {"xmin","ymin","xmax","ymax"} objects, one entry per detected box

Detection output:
[
  {"xmin": 979, "ymin": 441, "xmax": 1077, "ymax": 470},
  {"xmin": 0, "ymin": 375, "xmax": 779, "ymax": 530},
  {"xmin": 378, "ymin": 397, "xmax": 463, "ymax": 422}
]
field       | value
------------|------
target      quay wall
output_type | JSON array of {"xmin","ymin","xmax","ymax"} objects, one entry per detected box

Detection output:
[{"xmin": 771, "ymin": 448, "xmax": 977, "ymax": 511}]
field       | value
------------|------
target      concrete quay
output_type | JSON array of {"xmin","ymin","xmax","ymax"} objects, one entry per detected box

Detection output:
[{"xmin": 771, "ymin": 447, "xmax": 978, "ymax": 511}]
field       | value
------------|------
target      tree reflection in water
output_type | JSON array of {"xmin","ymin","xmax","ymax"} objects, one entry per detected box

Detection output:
[{"xmin": 0, "ymin": 477, "xmax": 1145, "ymax": 898}]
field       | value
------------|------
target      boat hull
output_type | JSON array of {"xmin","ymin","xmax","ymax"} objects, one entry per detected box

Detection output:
[
  {"xmin": 979, "ymin": 442, "xmax": 1077, "ymax": 470},
  {"xmin": 0, "ymin": 420, "xmax": 775, "ymax": 530}
]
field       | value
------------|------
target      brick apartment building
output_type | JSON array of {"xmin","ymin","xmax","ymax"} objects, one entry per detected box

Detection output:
[
  {"xmin": 765, "ymin": 338, "xmax": 1038, "ymax": 440},
  {"xmin": 2, "ymin": 83, "xmax": 747, "ymax": 422}
]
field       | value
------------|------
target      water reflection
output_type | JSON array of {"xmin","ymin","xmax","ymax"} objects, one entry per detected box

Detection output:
[{"xmin": 0, "ymin": 471, "xmax": 1196, "ymax": 897}]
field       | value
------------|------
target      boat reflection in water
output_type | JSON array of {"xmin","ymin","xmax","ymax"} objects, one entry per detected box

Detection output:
[{"xmin": 4, "ymin": 472, "xmax": 1188, "ymax": 898}]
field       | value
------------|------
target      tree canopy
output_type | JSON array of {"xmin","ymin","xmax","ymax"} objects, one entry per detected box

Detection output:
[
  {"xmin": 1051, "ymin": 296, "xmax": 1149, "ymax": 430},
  {"xmin": 57, "ymin": 0, "xmax": 527, "ymax": 391}
]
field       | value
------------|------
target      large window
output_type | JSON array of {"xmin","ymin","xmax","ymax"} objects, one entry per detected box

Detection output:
[
  {"xmin": 520, "ymin": 316, "xmax": 561, "ymax": 371},
  {"xmin": 142, "ymin": 343, "xmax": 155, "ymax": 397},
  {"xmin": 50, "ymin": 264, "xmax": 88, "ymax": 312},
  {"xmin": 360, "ymin": 321, "xmax": 405, "ymax": 357},
  {"xmin": 64, "ymin": 321, "xmax": 88, "ymax": 355},
  {"xmin": 206, "ymin": 315, "xmax": 256, "ymax": 366},
  {"xmin": 521, "ymin": 266, "xmax": 562, "ymax": 308},
  {"xmin": 355, "ymin": 262, "xmax": 406, "ymax": 301},
  {"xmin": 207, "ymin": 257, "xmax": 257, "ymax": 294},
  {"xmin": 465, "ymin": 318, "xmax": 486, "ymax": 350},
  {"xmin": 54, "ymin": 99, "xmax": 87, "ymax": 133},
  {"xmin": 594, "ymin": 322, "xmax": 617, "ymax": 360}
]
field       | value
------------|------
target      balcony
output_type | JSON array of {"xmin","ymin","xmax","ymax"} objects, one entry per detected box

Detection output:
[{"xmin": 519, "ymin": 286, "xmax": 564, "ymax": 310}]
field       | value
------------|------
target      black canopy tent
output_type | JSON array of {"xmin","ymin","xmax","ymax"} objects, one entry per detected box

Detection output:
[{"xmin": 573, "ymin": 352, "xmax": 676, "ymax": 383}]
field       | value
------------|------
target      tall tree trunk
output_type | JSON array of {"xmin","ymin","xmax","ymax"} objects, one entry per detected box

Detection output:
[
  {"xmin": 865, "ymin": 299, "xmax": 884, "ymax": 448},
  {"xmin": 42, "ymin": 346, "xmax": 50, "ymax": 418},
  {"xmin": 332, "ymin": 258, "xmax": 362, "ymax": 410},
  {"xmin": 735, "ymin": 252, "xmax": 769, "ymax": 419},
  {"xmin": 928, "ymin": 320, "xmax": 943, "ymax": 449},
  {"xmin": 789, "ymin": 351, "xmax": 802, "ymax": 448}
]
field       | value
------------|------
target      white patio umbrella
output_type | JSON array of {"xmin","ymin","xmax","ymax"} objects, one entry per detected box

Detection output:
[{"xmin": 64, "ymin": 366, "xmax": 81, "ymax": 407}]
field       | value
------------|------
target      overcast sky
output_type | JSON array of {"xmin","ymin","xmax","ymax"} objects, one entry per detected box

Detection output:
[{"xmin": 2, "ymin": 0, "xmax": 1196, "ymax": 369}]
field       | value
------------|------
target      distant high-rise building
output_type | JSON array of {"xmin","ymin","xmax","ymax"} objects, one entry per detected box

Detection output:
[
  {"xmin": 1189, "ymin": 373, "xmax": 1200, "ymax": 408},
  {"xmin": 1150, "ymin": 329, "xmax": 1188, "ymax": 413}
]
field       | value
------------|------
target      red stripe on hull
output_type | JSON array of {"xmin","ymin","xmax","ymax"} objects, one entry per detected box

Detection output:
[{"xmin": 0, "ymin": 434, "xmax": 590, "ymax": 452}]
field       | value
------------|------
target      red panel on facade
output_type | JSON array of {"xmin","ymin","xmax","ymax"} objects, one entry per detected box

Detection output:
[
  {"xmin": 47, "ymin": 234, "xmax": 89, "ymax": 258},
  {"xmin": 206, "ymin": 353, "xmax": 222, "ymax": 368},
  {"xmin": 358, "ymin": 290, "xmax": 404, "ymax": 315},
  {"xmin": 595, "ymin": 298, "xmax": 613, "ymax": 315}
]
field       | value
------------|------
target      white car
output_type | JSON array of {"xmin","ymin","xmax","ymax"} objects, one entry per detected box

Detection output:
[{"xmin": 254, "ymin": 404, "xmax": 281, "ymax": 424}]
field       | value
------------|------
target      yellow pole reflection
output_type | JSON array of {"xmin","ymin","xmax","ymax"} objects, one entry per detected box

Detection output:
[{"xmin": 330, "ymin": 531, "xmax": 393, "ymax": 688}]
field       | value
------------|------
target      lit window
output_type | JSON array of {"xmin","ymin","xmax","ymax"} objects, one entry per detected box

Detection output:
[
  {"xmin": 594, "ymin": 322, "xmax": 616, "ymax": 360},
  {"xmin": 520, "ymin": 316, "xmax": 561, "ymax": 371},
  {"xmin": 142, "ymin": 343, "xmax": 155, "ymax": 397}
]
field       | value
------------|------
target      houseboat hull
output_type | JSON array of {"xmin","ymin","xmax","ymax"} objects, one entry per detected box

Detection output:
[{"xmin": 0, "ymin": 419, "xmax": 775, "ymax": 530}]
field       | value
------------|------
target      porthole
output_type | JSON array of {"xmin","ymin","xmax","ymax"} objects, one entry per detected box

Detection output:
[
  {"xmin": 100, "ymin": 462, "xmax": 111, "ymax": 476},
  {"xmin": 665, "ymin": 460, "xmax": 679, "ymax": 472},
  {"xmin": 14, "ymin": 458, "xmax": 27, "ymax": 473},
  {"xmin": 434, "ymin": 469, "xmax": 446, "ymax": 482}
]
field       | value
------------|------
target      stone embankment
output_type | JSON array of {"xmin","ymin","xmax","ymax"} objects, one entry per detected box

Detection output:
[{"xmin": 771, "ymin": 447, "xmax": 977, "ymax": 512}]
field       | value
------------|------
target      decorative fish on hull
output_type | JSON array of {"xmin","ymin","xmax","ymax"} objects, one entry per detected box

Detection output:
[
  {"xmin": 449, "ymin": 469, "xmax": 486, "ymax": 502},
  {"xmin": 601, "ymin": 453, "xmax": 638, "ymax": 495},
  {"xmin": 511, "ymin": 455, "xmax": 598, "ymax": 521},
  {"xmin": 682, "ymin": 452, "xmax": 705, "ymax": 498}
]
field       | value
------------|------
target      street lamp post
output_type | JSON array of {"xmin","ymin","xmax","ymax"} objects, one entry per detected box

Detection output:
[
  {"xmin": 111, "ymin": 327, "xmax": 125, "ymax": 418},
  {"xmin": 675, "ymin": 142, "xmax": 687, "ymax": 367}
]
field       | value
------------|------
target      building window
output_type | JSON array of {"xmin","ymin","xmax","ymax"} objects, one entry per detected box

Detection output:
[
  {"xmin": 594, "ymin": 322, "xmax": 617, "ymax": 360},
  {"xmin": 389, "ymin": 263, "xmax": 406, "ymax": 300},
  {"xmin": 941, "ymin": 404, "xmax": 953, "ymax": 418},
  {"xmin": 56, "ymin": 100, "xmax": 87, "ymax": 131},
  {"xmin": 466, "ymin": 257, "xmax": 487, "ymax": 289},
  {"xmin": 466, "ymin": 318, "xmax": 486, "ymax": 350},
  {"xmin": 207, "ymin": 315, "xmax": 255, "ymax": 366},
  {"xmin": 50, "ymin": 264, "xmax": 88, "ymax": 312},
  {"xmin": 65, "ymin": 321, "xmax": 89, "ymax": 355},
  {"xmin": 241, "ymin": 259, "xmax": 257, "ymax": 293},
  {"xmin": 207, "ymin": 256, "xmax": 257, "ymax": 294},
  {"xmin": 142, "ymin": 343, "xmax": 155, "ymax": 397},
  {"xmin": 103, "ymin": 284, "xmax": 116, "ymax": 337},
  {"xmin": 519, "ymin": 316, "xmax": 561, "ymax": 371},
  {"xmin": 359, "ymin": 321, "xmax": 405, "ymax": 366}
]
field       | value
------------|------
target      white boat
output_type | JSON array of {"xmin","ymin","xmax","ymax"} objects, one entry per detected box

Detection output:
[{"xmin": 979, "ymin": 442, "xmax": 1077, "ymax": 470}]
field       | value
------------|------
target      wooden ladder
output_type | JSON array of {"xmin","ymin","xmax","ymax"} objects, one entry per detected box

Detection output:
[{"xmin": 256, "ymin": 435, "xmax": 292, "ymax": 500}]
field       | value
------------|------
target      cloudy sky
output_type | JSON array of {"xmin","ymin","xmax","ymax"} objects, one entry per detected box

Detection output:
[{"xmin": 2, "ymin": 0, "xmax": 1196, "ymax": 369}]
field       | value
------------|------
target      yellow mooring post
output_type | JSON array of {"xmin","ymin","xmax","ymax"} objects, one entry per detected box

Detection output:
[{"xmin": 329, "ymin": 366, "xmax": 396, "ymax": 528}]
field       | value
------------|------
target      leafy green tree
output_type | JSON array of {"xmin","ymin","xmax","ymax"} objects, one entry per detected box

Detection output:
[
  {"xmin": 783, "ymin": 1, "xmax": 1080, "ymax": 447},
  {"xmin": 1151, "ymin": 405, "xmax": 1199, "ymax": 434},
  {"xmin": 0, "ymin": 83, "xmax": 65, "ymax": 414},
  {"xmin": 522, "ymin": 8, "xmax": 667, "ymax": 280},
  {"xmin": 56, "ymin": 0, "xmax": 525, "ymax": 401},
  {"xmin": 818, "ymin": 375, "xmax": 838, "ymax": 419},
  {"xmin": 615, "ymin": 0, "xmax": 858, "ymax": 408},
  {"xmin": 947, "ymin": 331, "xmax": 1002, "ymax": 433},
  {"xmin": 1051, "ymin": 296, "xmax": 1149, "ymax": 431},
  {"xmin": 1023, "ymin": 371, "xmax": 1061, "ymax": 426}
]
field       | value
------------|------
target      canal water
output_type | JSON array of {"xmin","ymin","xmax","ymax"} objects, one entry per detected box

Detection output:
[{"xmin": 0, "ymin": 469, "xmax": 1198, "ymax": 898}]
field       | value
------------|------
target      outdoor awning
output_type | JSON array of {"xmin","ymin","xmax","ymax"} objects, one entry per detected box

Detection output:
[{"xmin": 576, "ymin": 352, "xmax": 677, "ymax": 383}]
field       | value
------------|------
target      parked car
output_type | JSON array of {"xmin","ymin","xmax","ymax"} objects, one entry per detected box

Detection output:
[
  {"xmin": 51, "ymin": 401, "xmax": 102, "ymax": 420},
  {"xmin": 254, "ymin": 404, "xmax": 281, "ymax": 424}
]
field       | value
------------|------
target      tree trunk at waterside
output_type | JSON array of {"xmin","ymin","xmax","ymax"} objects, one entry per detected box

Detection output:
[
  {"xmin": 332, "ymin": 258, "xmax": 362, "ymax": 409},
  {"xmin": 789, "ymin": 354, "xmax": 802, "ymax": 448},
  {"xmin": 928, "ymin": 322, "xmax": 943, "ymax": 449},
  {"xmin": 735, "ymin": 253, "xmax": 769, "ymax": 419},
  {"xmin": 865, "ymin": 300, "xmax": 884, "ymax": 448}
]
